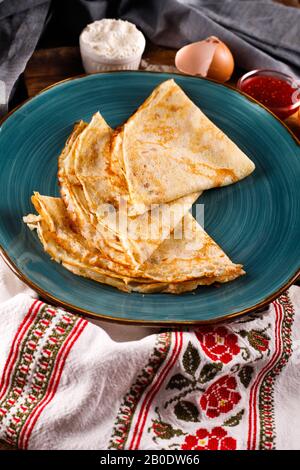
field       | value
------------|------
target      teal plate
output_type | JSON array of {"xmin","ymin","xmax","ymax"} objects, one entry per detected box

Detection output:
[{"xmin": 0, "ymin": 72, "xmax": 299, "ymax": 324}]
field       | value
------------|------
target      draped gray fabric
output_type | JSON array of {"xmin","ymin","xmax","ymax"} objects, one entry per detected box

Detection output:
[
  {"xmin": 0, "ymin": 0, "xmax": 299, "ymax": 117},
  {"xmin": 120, "ymin": 0, "xmax": 300, "ymax": 77},
  {"xmin": 70, "ymin": 0, "xmax": 300, "ymax": 76},
  {"xmin": 0, "ymin": 0, "xmax": 51, "ymax": 116}
]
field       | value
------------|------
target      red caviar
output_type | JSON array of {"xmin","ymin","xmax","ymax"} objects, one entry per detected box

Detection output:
[
  {"xmin": 239, "ymin": 72, "xmax": 300, "ymax": 119},
  {"xmin": 242, "ymin": 76, "xmax": 295, "ymax": 108}
]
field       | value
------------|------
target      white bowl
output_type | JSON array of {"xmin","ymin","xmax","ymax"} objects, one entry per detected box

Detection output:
[{"xmin": 79, "ymin": 20, "xmax": 145, "ymax": 73}]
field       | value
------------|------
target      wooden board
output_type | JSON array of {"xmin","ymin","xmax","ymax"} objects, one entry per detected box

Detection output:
[{"xmin": 24, "ymin": 45, "xmax": 300, "ymax": 140}]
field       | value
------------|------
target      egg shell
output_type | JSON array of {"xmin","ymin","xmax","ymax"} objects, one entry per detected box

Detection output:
[
  {"xmin": 208, "ymin": 42, "xmax": 234, "ymax": 82},
  {"xmin": 175, "ymin": 40, "xmax": 219, "ymax": 77},
  {"xmin": 175, "ymin": 36, "xmax": 234, "ymax": 82}
]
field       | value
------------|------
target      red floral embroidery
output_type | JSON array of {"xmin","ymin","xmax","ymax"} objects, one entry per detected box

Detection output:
[
  {"xmin": 200, "ymin": 375, "xmax": 241, "ymax": 418},
  {"xmin": 181, "ymin": 427, "xmax": 236, "ymax": 450},
  {"xmin": 196, "ymin": 326, "xmax": 240, "ymax": 364},
  {"xmin": 248, "ymin": 330, "xmax": 269, "ymax": 352}
]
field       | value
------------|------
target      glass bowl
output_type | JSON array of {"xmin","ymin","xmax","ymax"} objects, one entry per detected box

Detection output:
[{"xmin": 237, "ymin": 69, "xmax": 300, "ymax": 120}]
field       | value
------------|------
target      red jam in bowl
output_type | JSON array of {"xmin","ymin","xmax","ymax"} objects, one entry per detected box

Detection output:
[{"xmin": 238, "ymin": 72, "xmax": 300, "ymax": 119}]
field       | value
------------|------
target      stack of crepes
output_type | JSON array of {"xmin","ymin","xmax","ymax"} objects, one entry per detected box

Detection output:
[{"xmin": 24, "ymin": 79, "xmax": 255, "ymax": 294}]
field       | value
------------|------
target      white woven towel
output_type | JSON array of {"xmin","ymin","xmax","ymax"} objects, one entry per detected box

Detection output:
[{"xmin": 0, "ymin": 257, "xmax": 300, "ymax": 450}]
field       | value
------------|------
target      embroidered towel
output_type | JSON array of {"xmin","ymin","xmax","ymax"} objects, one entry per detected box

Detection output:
[{"xmin": 0, "ymin": 284, "xmax": 299, "ymax": 450}]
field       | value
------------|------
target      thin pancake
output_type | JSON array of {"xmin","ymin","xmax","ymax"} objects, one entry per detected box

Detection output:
[
  {"xmin": 58, "ymin": 120, "xmax": 134, "ymax": 267},
  {"xmin": 24, "ymin": 194, "xmax": 244, "ymax": 289},
  {"xmin": 122, "ymin": 79, "xmax": 255, "ymax": 207},
  {"xmin": 58, "ymin": 115, "xmax": 200, "ymax": 266}
]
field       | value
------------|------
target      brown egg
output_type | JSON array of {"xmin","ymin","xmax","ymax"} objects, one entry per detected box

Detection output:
[{"xmin": 175, "ymin": 36, "xmax": 234, "ymax": 83}]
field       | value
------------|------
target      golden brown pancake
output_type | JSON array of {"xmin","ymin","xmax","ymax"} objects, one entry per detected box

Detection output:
[
  {"xmin": 24, "ymin": 80, "xmax": 253, "ymax": 294},
  {"xmin": 24, "ymin": 193, "xmax": 244, "ymax": 293},
  {"xmin": 122, "ymin": 79, "xmax": 255, "ymax": 207},
  {"xmin": 58, "ymin": 113, "xmax": 200, "ymax": 266}
]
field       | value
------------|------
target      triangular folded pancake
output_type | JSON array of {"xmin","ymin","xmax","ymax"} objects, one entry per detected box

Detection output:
[
  {"xmin": 25, "ymin": 80, "xmax": 251, "ymax": 295},
  {"xmin": 122, "ymin": 79, "xmax": 255, "ymax": 207},
  {"xmin": 58, "ymin": 114, "xmax": 199, "ymax": 266},
  {"xmin": 23, "ymin": 193, "xmax": 244, "ymax": 293}
]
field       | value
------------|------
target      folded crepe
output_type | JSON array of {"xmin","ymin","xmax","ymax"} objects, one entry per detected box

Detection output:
[
  {"xmin": 58, "ymin": 113, "xmax": 199, "ymax": 266},
  {"xmin": 23, "ymin": 193, "xmax": 244, "ymax": 294},
  {"xmin": 58, "ymin": 79, "xmax": 254, "ymax": 266},
  {"xmin": 24, "ymin": 79, "xmax": 254, "ymax": 294},
  {"xmin": 122, "ymin": 79, "xmax": 255, "ymax": 207}
]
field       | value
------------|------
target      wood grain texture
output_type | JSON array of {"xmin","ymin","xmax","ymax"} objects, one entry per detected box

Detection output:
[
  {"xmin": 24, "ymin": 44, "xmax": 300, "ymax": 139},
  {"xmin": 276, "ymin": 0, "xmax": 300, "ymax": 6},
  {"xmin": 23, "ymin": 44, "xmax": 178, "ymax": 97},
  {"xmin": 24, "ymin": 46, "xmax": 84, "ymax": 97}
]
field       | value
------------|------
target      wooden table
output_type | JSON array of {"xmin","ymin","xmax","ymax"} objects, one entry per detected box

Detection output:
[
  {"xmin": 23, "ymin": 44, "xmax": 180, "ymax": 97},
  {"xmin": 23, "ymin": 44, "xmax": 300, "ymax": 140}
]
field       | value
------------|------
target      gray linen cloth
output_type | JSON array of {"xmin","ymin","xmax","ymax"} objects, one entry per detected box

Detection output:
[
  {"xmin": 73, "ymin": 0, "xmax": 300, "ymax": 76},
  {"xmin": 0, "ymin": 0, "xmax": 50, "ymax": 116},
  {"xmin": 121, "ymin": 0, "xmax": 300, "ymax": 77},
  {"xmin": 0, "ymin": 0, "xmax": 299, "ymax": 118}
]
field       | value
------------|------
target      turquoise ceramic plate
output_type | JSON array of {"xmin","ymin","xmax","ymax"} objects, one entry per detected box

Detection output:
[{"xmin": 0, "ymin": 72, "xmax": 299, "ymax": 324}]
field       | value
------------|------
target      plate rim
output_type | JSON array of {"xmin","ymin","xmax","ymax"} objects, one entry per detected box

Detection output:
[{"xmin": 0, "ymin": 70, "xmax": 299, "ymax": 325}]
